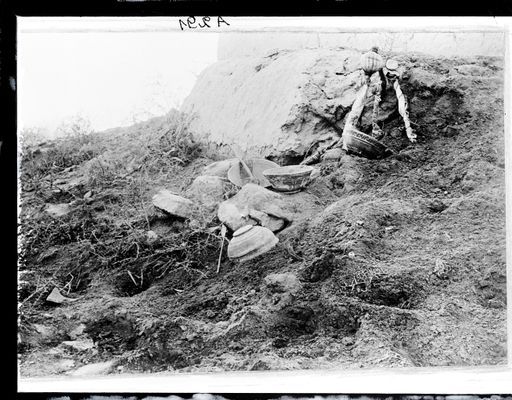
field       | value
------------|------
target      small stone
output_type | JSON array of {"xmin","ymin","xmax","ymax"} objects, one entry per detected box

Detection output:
[
  {"xmin": 249, "ymin": 359, "xmax": 271, "ymax": 371},
  {"xmin": 202, "ymin": 158, "xmax": 238, "ymax": 178},
  {"xmin": 33, "ymin": 324, "xmax": 57, "ymax": 341},
  {"xmin": 46, "ymin": 287, "xmax": 67, "ymax": 304},
  {"xmin": 441, "ymin": 125, "xmax": 460, "ymax": 137},
  {"xmin": 56, "ymin": 359, "xmax": 76, "ymax": 371},
  {"xmin": 45, "ymin": 203, "xmax": 71, "ymax": 218},
  {"xmin": 272, "ymin": 336, "xmax": 289, "ymax": 348},
  {"xmin": 68, "ymin": 360, "xmax": 117, "ymax": 376},
  {"xmin": 218, "ymin": 183, "xmax": 293, "ymax": 231},
  {"xmin": 427, "ymin": 200, "xmax": 448, "ymax": 213},
  {"xmin": 152, "ymin": 189, "xmax": 196, "ymax": 219},
  {"xmin": 264, "ymin": 273, "xmax": 301, "ymax": 294},
  {"xmin": 341, "ymin": 336, "xmax": 355, "ymax": 346},
  {"xmin": 185, "ymin": 175, "xmax": 229, "ymax": 209},
  {"xmin": 249, "ymin": 209, "xmax": 286, "ymax": 232},
  {"xmin": 310, "ymin": 168, "xmax": 321, "ymax": 181},
  {"xmin": 68, "ymin": 324, "xmax": 86, "ymax": 340},
  {"xmin": 84, "ymin": 190, "xmax": 93, "ymax": 199},
  {"xmin": 455, "ymin": 64, "xmax": 489, "ymax": 76},
  {"xmin": 146, "ymin": 230, "xmax": 158, "ymax": 243},
  {"xmin": 322, "ymin": 148, "xmax": 344, "ymax": 162},
  {"xmin": 61, "ymin": 338, "xmax": 95, "ymax": 352},
  {"xmin": 348, "ymin": 251, "xmax": 356, "ymax": 259}
]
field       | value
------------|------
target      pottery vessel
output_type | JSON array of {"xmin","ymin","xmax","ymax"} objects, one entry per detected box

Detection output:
[
  {"xmin": 343, "ymin": 128, "xmax": 393, "ymax": 159},
  {"xmin": 262, "ymin": 165, "xmax": 314, "ymax": 193},
  {"xmin": 227, "ymin": 158, "xmax": 280, "ymax": 188},
  {"xmin": 246, "ymin": 159, "xmax": 280, "ymax": 187},
  {"xmin": 227, "ymin": 225, "xmax": 279, "ymax": 262},
  {"xmin": 360, "ymin": 51, "xmax": 385, "ymax": 75}
]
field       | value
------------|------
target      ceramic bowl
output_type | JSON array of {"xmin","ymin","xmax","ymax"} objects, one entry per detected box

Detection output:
[
  {"xmin": 227, "ymin": 225, "xmax": 279, "ymax": 262},
  {"xmin": 246, "ymin": 158, "xmax": 280, "ymax": 187},
  {"xmin": 343, "ymin": 128, "xmax": 393, "ymax": 159},
  {"xmin": 227, "ymin": 158, "xmax": 280, "ymax": 187},
  {"xmin": 262, "ymin": 165, "xmax": 315, "ymax": 193}
]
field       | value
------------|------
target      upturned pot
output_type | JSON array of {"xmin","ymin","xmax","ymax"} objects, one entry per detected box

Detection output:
[
  {"xmin": 262, "ymin": 165, "xmax": 314, "ymax": 194},
  {"xmin": 227, "ymin": 225, "xmax": 279, "ymax": 262}
]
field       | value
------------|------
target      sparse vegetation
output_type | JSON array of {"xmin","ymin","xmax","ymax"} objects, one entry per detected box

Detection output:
[{"xmin": 18, "ymin": 110, "xmax": 219, "ymax": 314}]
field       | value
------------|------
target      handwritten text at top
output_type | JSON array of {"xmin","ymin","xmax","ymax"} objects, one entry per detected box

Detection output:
[{"xmin": 179, "ymin": 17, "xmax": 230, "ymax": 30}]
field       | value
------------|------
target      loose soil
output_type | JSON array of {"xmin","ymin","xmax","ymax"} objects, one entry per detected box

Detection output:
[{"xmin": 18, "ymin": 54, "xmax": 507, "ymax": 376}]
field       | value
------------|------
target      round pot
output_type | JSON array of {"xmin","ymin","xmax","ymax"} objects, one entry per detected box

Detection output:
[
  {"xmin": 262, "ymin": 165, "xmax": 314, "ymax": 193},
  {"xmin": 343, "ymin": 128, "xmax": 394, "ymax": 159},
  {"xmin": 360, "ymin": 51, "xmax": 385, "ymax": 75},
  {"xmin": 227, "ymin": 225, "xmax": 279, "ymax": 262}
]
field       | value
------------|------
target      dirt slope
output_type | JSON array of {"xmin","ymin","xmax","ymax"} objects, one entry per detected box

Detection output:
[{"xmin": 18, "ymin": 52, "xmax": 506, "ymax": 376}]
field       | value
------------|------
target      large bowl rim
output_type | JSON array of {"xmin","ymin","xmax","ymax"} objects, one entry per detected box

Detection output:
[
  {"xmin": 346, "ymin": 128, "xmax": 388, "ymax": 148},
  {"xmin": 262, "ymin": 165, "xmax": 314, "ymax": 177}
]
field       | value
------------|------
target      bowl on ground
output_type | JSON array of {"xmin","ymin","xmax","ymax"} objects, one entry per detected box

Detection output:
[
  {"xmin": 262, "ymin": 165, "xmax": 315, "ymax": 194},
  {"xmin": 227, "ymin": 225, "xmax": 279, "ymax": 262}
]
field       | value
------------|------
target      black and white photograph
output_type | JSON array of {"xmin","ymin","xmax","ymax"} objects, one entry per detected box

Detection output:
[{"xmin": 16, "ymin": 17, "xmax": 510, "ymax": 388}]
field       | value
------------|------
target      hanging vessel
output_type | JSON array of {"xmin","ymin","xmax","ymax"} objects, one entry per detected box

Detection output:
[
  {"xmin": 360, "ymin": 51, "xmax": 385, "ymax": 75},
  {"xmin": 262, "ymin": 165, "xmax": 315, "ymax": 194},
  {"xmin": 227, "ymin": 225, "xmax": 279, "ymax": 262}
]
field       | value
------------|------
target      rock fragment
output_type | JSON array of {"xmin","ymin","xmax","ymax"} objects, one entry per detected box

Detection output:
[
  {"xmin": 61, "ymin": 338, "xmax": 95, "ymax": 352},
  {"xmin": 202, "ymin": 158, "xmax": 239, "ymax": 178},
  {"xmin": 68, "ymin": 324, "xmax": 87, "ymax": 340},
  {"xmin": 322, "ymin": 148, "xmax": 344, "ymax": 162},
  {"xmin": 152, "ymin": 189, "xmax": 196, "ymax": 219},
  {"xmin": 248, "ymin": 209, "xmax": 286, "ymax": 232},
  {"xmin": 264, "ymin": 273, "xmax": 301, "ymax": 294},
  {"xmin": 455, "ymin": 64, "xmax": 489, "ymax": 76},
  {"xmin": 218, "ymin": 183, "xmax": 292, "ymax": 231},
  {"xmin": 185, "ymin": 175, "xmax": 230, "ymax": 209},
  {"xmin": 46, "ymin": 287, "xmax": 67, "ymax": 304},
  {"xmin": 68, "ymin": 360, "xmax": 117, "ymax": 376},
  {"xmin": 45, "ymin": 203, "xmax": 71, "ymax": 218}
]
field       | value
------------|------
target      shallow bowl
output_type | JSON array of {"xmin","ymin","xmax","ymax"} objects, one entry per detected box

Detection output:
[
  {"xmin": 227, "ymin": 225, "xmax": 279, "ymax": 262},
  {"xmin": 262, "ymin": 165, "xmax": 314, "ymax": 193}
]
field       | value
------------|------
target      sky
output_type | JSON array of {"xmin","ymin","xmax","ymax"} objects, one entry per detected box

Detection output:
[{"xmin": 17, "ymin": 21, "xmax": 219, "ymax": 137}]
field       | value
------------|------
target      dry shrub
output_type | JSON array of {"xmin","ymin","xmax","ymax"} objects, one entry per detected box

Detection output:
[{"xmin": 19, "ymin": 110, "xmax": 218, "ymax": 309}]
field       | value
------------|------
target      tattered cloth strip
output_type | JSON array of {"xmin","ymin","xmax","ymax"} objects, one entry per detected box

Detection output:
[
  {"xmin": 342, "ymin": 83, "xmax": 369, "ymax": 150},
  {"xmin": 371, "ymin": 80, "xmax": 384, "ymax": 139},
  {"xmin": 394, "ymin": 80, "xmax": 417, "ymax": 143}
]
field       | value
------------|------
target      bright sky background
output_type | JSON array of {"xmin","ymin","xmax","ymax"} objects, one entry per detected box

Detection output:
[{"xmin": 17, "ymin": 20, "xmax": 219, "ymax": 137}]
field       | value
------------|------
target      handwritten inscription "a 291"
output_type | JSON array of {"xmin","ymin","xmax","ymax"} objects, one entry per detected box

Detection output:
[{"xmin": 179, "ymin": 16, "xmax": 230, "ymax": 30}]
